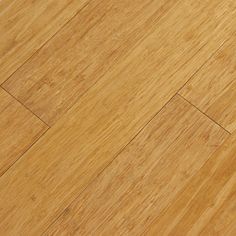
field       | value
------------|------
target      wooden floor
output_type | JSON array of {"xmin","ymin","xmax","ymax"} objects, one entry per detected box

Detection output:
[{"xmin": 0, "ymin": 1, "xmax": 236, "ymax": 235}]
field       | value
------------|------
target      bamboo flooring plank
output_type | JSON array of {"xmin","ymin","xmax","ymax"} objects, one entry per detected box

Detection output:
[
  {"xmin": 45, "ymin": 95, "xmax": 229, "ymax": 235},
  {"xmin": 2, "ymin": 0, "xmax": 177, "ymax": 126},
  {"xmin": 201, "ymin": 183, "xmax": 236, "ymax": 235},
  {"xmin": 0, "ymin": 88, "xmax": 48, "ymax": 177},
  {"xmin": 0, "ymin": 0, "xmax": 235, "ymax": 235},
  {"xmin": 0, "ymin": 0, "xmax": 89, "ymax": 84},
  {"xmin": 146, "ymin": 133, "xmax": 236, "ymax": 236},
  {"xmin": 180, "ymin": 37, "xmax": 236, "ymax": 133}
]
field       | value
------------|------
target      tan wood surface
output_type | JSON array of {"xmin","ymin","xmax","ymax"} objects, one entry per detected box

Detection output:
[
  {"xmin": 45, "ymin": 95, "xmax": 229, "ymax": 235},
  {"xmin": 146, "ymin": 133, "xmax": 236, "ymax": 236},
  {"xmin": 180, "ymin": 37, "xmax": 236, "ymax": 133},
  {"xmin": 0, "ymin": 0, "xmax": 236, "ymax": 235},
  {"xmin": 0, "ymin": 0, "xmax": 89, "ymax": 84},
  {"xmin": 2, "ymin": 0, "xmax": 177, "ymax": 125},
  {"xmin": 0, "ymin": 88, "xmax": 48, "ymax": 177},
  {"xmin": 2, "ymin": 0, "xmax": 235, "ymax": 126}
]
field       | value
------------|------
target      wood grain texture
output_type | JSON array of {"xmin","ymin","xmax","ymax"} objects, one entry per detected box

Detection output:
[
  {"xmin": 45, "ymin": 95, "xmax": 228, "ymax": 235},
  {"xmin": 0, "ymin": 0, "xmax": 89, "ymax": 84},
  {"xmin": 0, "ymin": 88, "xmax": 48, "ymax": 177},
  {"xmin": 0, "ymin": 0, "xmax": 235, "ymax": 235},
  {"xmin": 3, "ymin": 0, "xmax": 235, "ymax": 126},
  {"xmin": 146, "ymin": 133, "xmax": 236, "ymax": 236},
  {"xmin": 180, "ymin": 37, "xmax": 236, "ymax": 133},
  {"xmin": 2, "ymin": 0, "xmax": 176, "ymax": 126}
]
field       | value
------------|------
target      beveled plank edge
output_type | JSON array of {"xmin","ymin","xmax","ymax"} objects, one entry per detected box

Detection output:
[
  {"xmin": 178, "ymin": 36, "xmax": 235, "ymax": 134},
  {"xmin": 0, "ymin": 86, "xmax": 50, "ymax": 178},
  {"xmin": 0, "ymin": 127, "xmax": 49, "ymax": 178},
  {"xmin": 179, "ymin": 94, "xmax": 230, "ymax": 135},
  {"xmin": 0, "ymin": 85, "xmax": 49, "ymax": 127}
]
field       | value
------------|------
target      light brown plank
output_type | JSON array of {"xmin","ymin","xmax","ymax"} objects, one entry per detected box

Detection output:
[
  {"xmin": 45, "ymin": 95, "xmax": 228, "ymax": 235},
  {"xmin": 180, "ymin": 37, "xmax": 236, "ymax": 133},
  {"xmin": 201, "ymin": 183, "xmax": 236, "ymax": 235},
  {"xmin": 146, "ymin": 133, "xmax": 236, "ymax": 236},
  {"xmin": 0, "ymin": 88, "xmax": 48, "ymax": 177},
  {"xmin": 0, "ymin": 0, "xmax": 89, "ymax": 84},
  {"xmin": 0, "ymin": 0, "xmax": 235, "ymax": 235},
  {"xmin": 2, "ymin": 0, "xmax": 177, "ymax": 126}
]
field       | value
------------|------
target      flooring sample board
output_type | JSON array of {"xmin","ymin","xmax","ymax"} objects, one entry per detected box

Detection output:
[
  {"xmin": 146, "ymin": 133, "xmax": 236, "ymax": 236},
  {"xmin": 45, "ymin": 95, "xmax": 229, "ymax": 235},
  {"xmin": 3, "ymin": 0, "xmax": 235, "ymax": 126},
  {"xmin": 2, "ymin": 0, "xmax": 177, "ymax": 126},
  {"xmin": 180, "ymin": 37, "xmax": 236, "ymax": 133},
  {"xmin": 0, "ymin": 0, "xmax": 235, "ymax": 234},
  {"xmin": 0, "ymin": 88, "xmax": 48, "ymax": 177},
  {"xmin": 0, "ymin": 0, "xmax": 89, "ymax": 84}
]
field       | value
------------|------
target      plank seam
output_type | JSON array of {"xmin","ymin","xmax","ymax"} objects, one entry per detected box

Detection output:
[
  {"xmin": 0, "ymin": 85, "xmax": 50, "ymax": 127},
  {"xmin": 0, "ymin": 126, "xmax": 49, "ymax": 178},
  {"xmin": 178, "ymin": 94, "xmax": 230, "ymax": 134},
  {"xmin": 0, "ymin": 0, "xmax": 90, "ymax": 87},
  {"xmin": 177, "ymin": 37, "xmax": 232, "ymax": 94}
]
